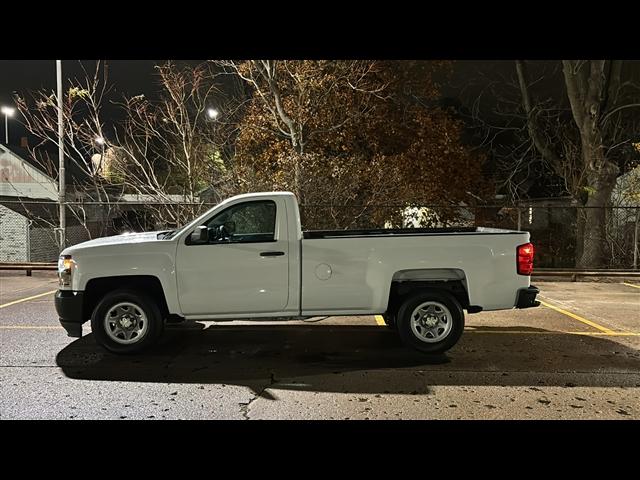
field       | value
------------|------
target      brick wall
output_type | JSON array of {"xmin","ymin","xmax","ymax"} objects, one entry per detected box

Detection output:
[{"xmin": 0, "ymin": 205, "xmax": 28, "ymax": 261}]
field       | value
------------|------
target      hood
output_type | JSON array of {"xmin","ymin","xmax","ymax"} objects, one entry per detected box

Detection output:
[{"xmin": 62, "ymin": 231, "xmax": 169, "ymax": 255}]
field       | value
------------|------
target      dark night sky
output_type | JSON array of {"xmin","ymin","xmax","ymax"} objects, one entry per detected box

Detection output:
[
  {"xmin": 0, "ymin": 60, "xmax": 202, "ymax": 145},
  {"xmin": 0, "ymin": 60, "xmax": 162, "ymax": 101},
  {"xmin": 0, "ymin": 59, "xmax": 560, "ymax": 148}
]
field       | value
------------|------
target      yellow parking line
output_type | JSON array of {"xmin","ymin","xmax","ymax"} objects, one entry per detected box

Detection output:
[
  {"xmin": 538, "ymin": 299, "xmax": 616, "ymax": 334},
  {"xmin": 374, "ymin": 315, "xmax": 386, "ymax": 326},
  {"xmin": 622, "ymin": 282, "xmax": 640, "ymax": 290},
  {"xmin": 464, "ymin": 329, "xmax": 640, "ymax": 336},
  {"xmin": 569, "ymin": 331, "xmax": 640, "ymax": 336},
  {"xmin": 0, "ymin": 290, "xmax": 57, "ymax": 309},
  {"xmin": 0, "ymin": 325, "xmax": 63, "ymax": 329}
]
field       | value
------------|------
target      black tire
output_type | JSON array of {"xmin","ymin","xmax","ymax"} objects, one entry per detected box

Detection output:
[
  {"xmin": 396, "ymin": 290, "xmax": 464, "ymax": 354},
  {"xmin": 91, "ymin": 289, "xmax": 164, "ymax": 354}
]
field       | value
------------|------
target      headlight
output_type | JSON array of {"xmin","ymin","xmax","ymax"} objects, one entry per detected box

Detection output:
[{"xmin": 58, "ymin": 255, "xmax": 74, "ymax": 287}]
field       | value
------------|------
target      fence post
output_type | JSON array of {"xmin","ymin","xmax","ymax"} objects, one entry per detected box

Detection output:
[
  {"xmin": 517, "ymin": 207, "xmax": 522, "ymax": 231},
  {"xmin": 25, "ymin": 219, "xmax": 31, "ymax": 262},
  {"xmin": 634, "ymin": 207, "xmax": 639, "ymax": 270}
]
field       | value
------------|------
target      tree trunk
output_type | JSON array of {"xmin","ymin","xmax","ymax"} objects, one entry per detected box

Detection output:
[
  {"xmin": 294, "ymin": 155, "xmax": 302, "ymax": 204},
  {"xmin": 576, "ymin": 160, "xmax": 618, "ymax": 268},
  {"xmin": 562, "ymin": 61, "xmax": 620, "ymax": 269}
]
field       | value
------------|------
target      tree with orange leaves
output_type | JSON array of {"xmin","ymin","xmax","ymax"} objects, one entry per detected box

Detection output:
[{"xmin": 219, "ymin": 60, "xmax": 488, "ymax": 230}]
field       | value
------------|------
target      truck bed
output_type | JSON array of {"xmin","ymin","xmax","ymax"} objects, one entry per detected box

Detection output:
[
  {"xmin": 302, "ymin": 226, "xmax": 520, "ymax": 239},
  {"xmin": 301, "ymin": 226, "xmax": 531, "ymax": 314}
]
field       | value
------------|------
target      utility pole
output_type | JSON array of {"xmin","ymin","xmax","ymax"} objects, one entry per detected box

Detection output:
[{"xmin": 57, "ymin": 60, "xmax": 66, "ymax": 251}]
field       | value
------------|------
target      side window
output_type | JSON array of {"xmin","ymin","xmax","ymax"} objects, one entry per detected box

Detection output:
[{"xmin": 204, "ymin": 200, "xmax": 277, "ymax": 243}]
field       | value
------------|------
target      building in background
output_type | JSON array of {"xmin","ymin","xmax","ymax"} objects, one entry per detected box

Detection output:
[
  {"xmin": 1, "ymin": 143, "xmax": 213, "ymax": 261},
  {"xmin": 0, "ymin": 143, "xmax": 101, "ymax": 261}
]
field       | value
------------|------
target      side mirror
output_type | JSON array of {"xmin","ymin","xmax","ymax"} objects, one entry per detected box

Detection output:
[{"xmin": 189, "ymin": 225, "xmax": 209, "ymax": 244}]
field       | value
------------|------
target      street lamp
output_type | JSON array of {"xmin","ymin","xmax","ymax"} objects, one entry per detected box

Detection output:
[
  {"xmin": 93, "ymin": 136, "xmax": 106, "ymax": 174},
  {"xmin": 1, "ymin": 106, "xmax": 15, "ymax": 145},
  {"xmin": 207, "ymin": 108, "xmax": 219, "ymax": 120}
]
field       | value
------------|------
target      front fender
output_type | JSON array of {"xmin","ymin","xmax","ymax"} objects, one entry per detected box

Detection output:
[{"xmin": 69, "ymin": 241, "xmax": 181, "ymax": 315}]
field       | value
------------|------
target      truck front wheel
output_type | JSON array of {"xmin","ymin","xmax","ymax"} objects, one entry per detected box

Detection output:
[
  {"xmin": 396, "ymin": 291, "xmax": 464, "ymax": 354},
  {"xmin": 382, "ymin": 312, "xmax": 397, "ymax": 330},
  {"xmin": 91, "ymin": 289, "xmax": 164, "ymax": 354}
]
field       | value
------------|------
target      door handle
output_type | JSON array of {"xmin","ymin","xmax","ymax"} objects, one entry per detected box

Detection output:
[{"xmin": 260, "ymin": 251, "xmax": 285, "ymax": 257}]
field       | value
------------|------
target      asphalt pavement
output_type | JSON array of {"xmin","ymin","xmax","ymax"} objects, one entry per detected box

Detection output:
[{"xmin": 1, "ymin": 271, "xmax": 638, "ymax": 419}]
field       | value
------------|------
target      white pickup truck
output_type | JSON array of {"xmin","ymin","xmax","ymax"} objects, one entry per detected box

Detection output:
[{"xmin": 55, "ymin": 191, "xmax": 539, "ymax": 354}]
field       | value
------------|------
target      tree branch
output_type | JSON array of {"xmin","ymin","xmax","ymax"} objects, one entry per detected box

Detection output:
[{"xmin": 515, "ymin": 60, "xmax": 563, "ymax": 168}]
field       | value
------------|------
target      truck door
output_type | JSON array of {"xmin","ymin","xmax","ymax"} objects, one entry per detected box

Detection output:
[{"xmin": 176, "ymin": 198, "xmax": 290, "ymax": 316}]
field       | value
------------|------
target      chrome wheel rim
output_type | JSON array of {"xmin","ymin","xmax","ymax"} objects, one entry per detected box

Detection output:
[
  {"xmin": 409, "ymin": 301, "xmax": 453, "ymax": 343},
  {"xmin": 104, "ymin": 302, "xmax": 148, "ymax": 345}
]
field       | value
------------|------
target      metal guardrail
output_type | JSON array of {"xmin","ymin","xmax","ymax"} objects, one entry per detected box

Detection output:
[
  {"xmin": 532, "ymin": 268, "xmax": 640, "ymax": 281},
  {"xmin": 0, "ymin": 262, "xmax": 57, "ymax": 276}
]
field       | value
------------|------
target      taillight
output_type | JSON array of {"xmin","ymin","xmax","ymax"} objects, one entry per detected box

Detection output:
[{"xmin": 517, "ymin": 242, "xmax": 534, "ymax": 275}]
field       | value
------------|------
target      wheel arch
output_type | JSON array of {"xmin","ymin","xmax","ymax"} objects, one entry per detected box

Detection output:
[
  {"xmin": 385, "ymin": 268, "xmax": 471, "ymax": 319},
  {"xmin": 83, "ymin": 275, "xmax": 170, "ymax": 322}
]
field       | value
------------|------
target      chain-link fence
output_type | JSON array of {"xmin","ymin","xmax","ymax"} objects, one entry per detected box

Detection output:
[
  {"xmin": 1, "ymin": 201, "xmax": 638, "ymax": 269},
  {"xmin": 299, "ymin": 204, "xmax": 640, "ymax": 269}
]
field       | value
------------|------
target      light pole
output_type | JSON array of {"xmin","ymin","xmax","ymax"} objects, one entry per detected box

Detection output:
[
  {"xmin": 207, "ymin": 108, "xmax": 219, "ymax": 120},
  {"xmin": 93, "ymin": 136, "xmax": 106, "ymax": 225},
  {"xmin": 57, "ymin": 60, "xmax": 66, "ymax": 251},
  {"xmin": 1, "ymin": 106, "xmax": 15, "ymax": 145}
]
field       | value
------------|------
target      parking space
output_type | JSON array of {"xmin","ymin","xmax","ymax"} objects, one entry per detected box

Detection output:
[
  {"xmin": 1, "ymin": 272, "xmax": 638, "ymax": 419},
  {"xmin": 0, "ymin": 271, "xmax": 58, "ymax": 308},
  {"xmin": 536, "ymin": 281, "xmax": 640, "ymax": 334}
]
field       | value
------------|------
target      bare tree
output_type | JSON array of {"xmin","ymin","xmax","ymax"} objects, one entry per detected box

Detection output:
[
  {"xmin": 108, "ymin": 62, "xmax": 240, "ymax": 228},
  {"xmin": 15, "ymin": 61, "xmax": 117, "ymax": 245},
  {"xmin": 516, "ymin": 60, "xmax": 640, "ymax": 267},
  {"xmin": 14, "ymin": 61, "xmax": 239, "ymax": 242}
]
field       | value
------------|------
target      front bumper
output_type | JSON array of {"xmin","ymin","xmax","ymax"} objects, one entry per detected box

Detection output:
[
  {"xmin": 55, "ymin": 290, "xmax": 85, "ymax": 337},
  {"xmin": 515, "ymin": 285, "xmax": 540, "ymax": 309}
]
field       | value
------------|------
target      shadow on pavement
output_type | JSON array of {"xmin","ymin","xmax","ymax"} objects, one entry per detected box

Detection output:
[{"xmin": 56, "ymin": 322, "xmax": 640, "ymax": 395}]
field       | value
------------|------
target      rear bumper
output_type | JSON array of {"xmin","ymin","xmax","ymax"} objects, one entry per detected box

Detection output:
[
  {"xmin": 54, "ymin": 290, "xmax": 85, "ymax": 337},
  {"xmin": 515, "ymin": 285, "xmax": 540, "ymax": 309}
]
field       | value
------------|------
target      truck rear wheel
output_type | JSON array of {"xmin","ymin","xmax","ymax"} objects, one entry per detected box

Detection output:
[
  {"xmin": 396, "ymin": 291, "xmax": 464, "ymax": 354},
  {"xmin": 91, "ymin": 289, "xmax": 164, "ymax": 354}
]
